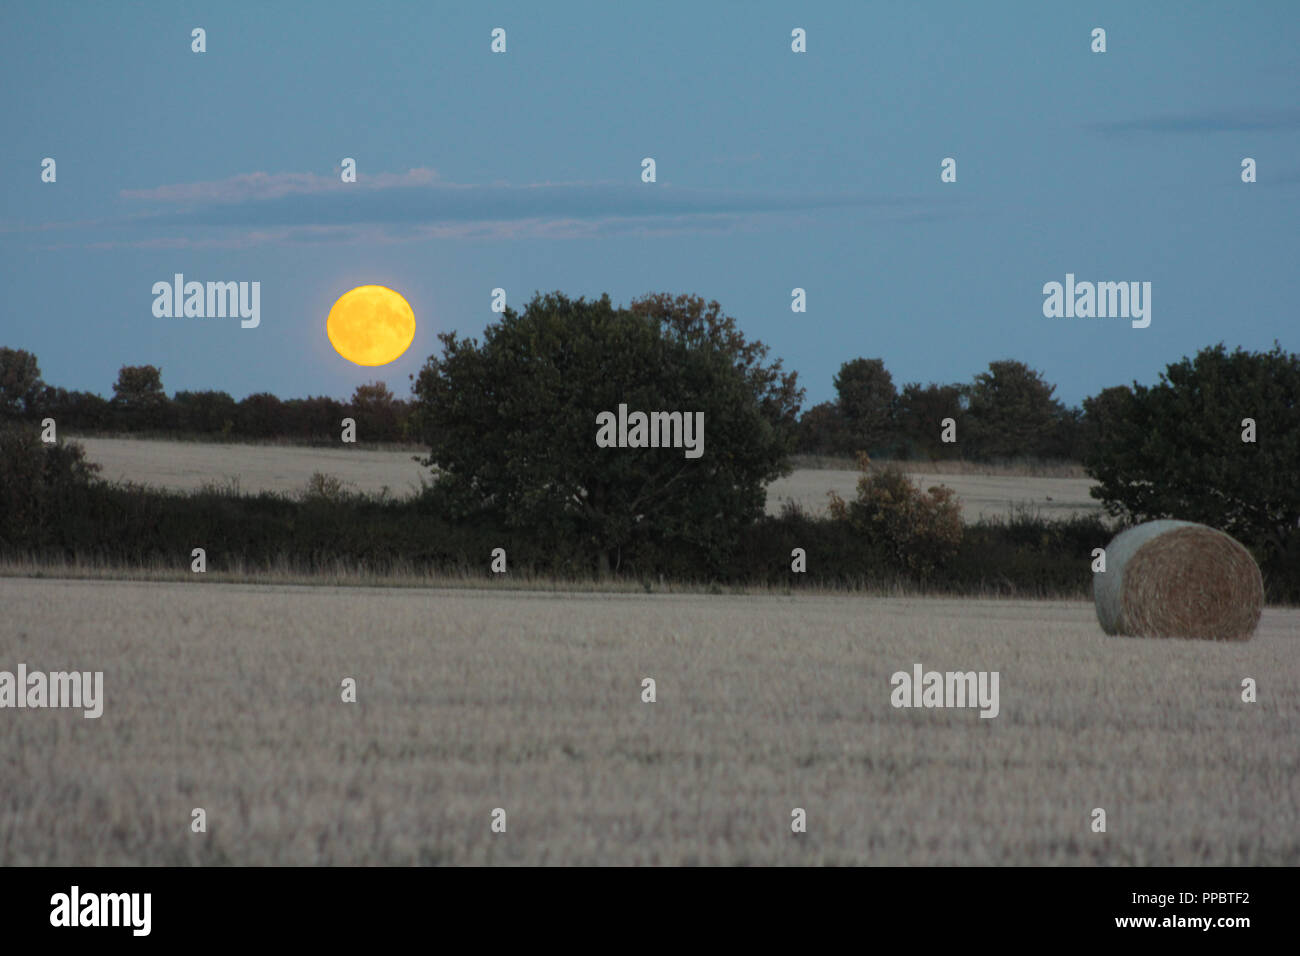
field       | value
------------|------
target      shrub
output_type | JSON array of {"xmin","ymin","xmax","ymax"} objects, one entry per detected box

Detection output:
[
  {"xmin": 300, "ymin": 471, "xmax": 353, "ymax": 504},
  {"xmin": 0, "ymin": 425, "xmax": 101, "ymax": 549},
  {"xmin": 827, "ymin": 452, "xmax": 963, "ymax": 577}
]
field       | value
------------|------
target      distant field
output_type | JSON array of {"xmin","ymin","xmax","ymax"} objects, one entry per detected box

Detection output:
[
  {"xmin": 766, "ymin": 470, "xmax": 1100, "ymax": 522},
  {"xmin": 74, "ymin": 437, "xmax": 1103, "ymax": 523},
  {"xmin": 76, "ymin": 436, "xmax": 433, "ymax": 499},
  {"xmin": 2, "ymin": 578, "xmax": 1295, "ymax": 865}
]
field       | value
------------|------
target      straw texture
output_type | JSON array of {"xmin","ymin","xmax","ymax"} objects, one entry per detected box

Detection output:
[{"xmin": 1093, "ymin": 520, "xmax": 1264, "ymax": 641}]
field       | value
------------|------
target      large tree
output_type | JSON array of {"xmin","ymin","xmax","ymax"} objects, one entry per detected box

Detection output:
[
  {"xmin": 173, "ymin": 390, "xmax": 238, "ymax": 434},
  {"xmin": 236, "ymin": 392, "xmax": 285, "ymax": 438},
  {"xmin": 349, "ymin": 381, "xmax": 406, "ymax": 442},
  {"xmin": 895, "ymin": 381, "xmax": 966, "ymax": 459},
  {"xmin": 834, "ymin": 357, "xmax": 898, "ymax": 455},
  {"xmin": 111, "ymin": 364, "xmax": 169, "ymax": 429},
  {"xmin": 411, "ymin": 291, "xmax": 802, "ymax": 575},
  {"xmin": 1083, "ymin": 343, "xmax": 1300, "ymax": 564},
  {"xmin": 284, "ymin": 395, "xmax": 348, "ymax": 441},
  {"xmin": 1078, "ymin": 384, "xmax": 1134, "ymax": 461},
  {"xmin": 0, "ymin": 347, "xmax": 44, "ymax": 420},
  {"xmin": 796, "ymin": 401, "xmax": 852, "ymax": 456},
  {"xmin": 963, "ymin": 359, "xmax": 1068, "ymax": 460}
]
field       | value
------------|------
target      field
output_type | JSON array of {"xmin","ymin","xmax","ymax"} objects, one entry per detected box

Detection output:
[
  {"xmin": 74, "ymin": 436, "xmax": 1103, "ymax": 523},
  {"xmin": 2, "ymin": 576, "xmax": 1296, "ymax": 865},
  {"xmin": 766, "ymin": 469, "xmax": 1100, "ymax": 522}
]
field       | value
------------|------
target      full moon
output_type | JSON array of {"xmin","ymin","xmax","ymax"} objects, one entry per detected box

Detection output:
[{"xmin": 326, "ymin": 285, "xmax": 416, "ymax": 366}]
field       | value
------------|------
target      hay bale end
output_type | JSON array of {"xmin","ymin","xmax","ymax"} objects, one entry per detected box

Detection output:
[{"xmin": 1093, "ymin": 520, "xmax": 1264, "ymax": 641}]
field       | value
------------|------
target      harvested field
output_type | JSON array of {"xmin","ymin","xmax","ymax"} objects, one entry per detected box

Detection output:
[
  {"xmin": 75, "ymin": 436, "xmax": 433, "ymax": 499},
  {"xmin": 72, "ymin": 437, "xmax": 1103, "ymax": 523},
  {"xmin": 1, "ymin": 577, "xmax": 1295, "ymax": 865}
]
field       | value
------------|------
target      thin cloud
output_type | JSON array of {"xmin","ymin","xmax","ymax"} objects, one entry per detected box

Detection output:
[
  {"xmin": 36, "ymin": 169, "xmax": 965, "ymax": 248},
  {"xmin": 1088, "ymin": 107, "xmax": 1300, "ymax": 135},
  {"xmin": 139, "ymin": 181, "xmax": 937, "ymax": 229},
  {"xmin": 64, "ymin": 212, "xmax": 849, "ymax": 250},
  {"xmin": 119, "ymin": 168, "xmax": 440, "ymax": 203}
]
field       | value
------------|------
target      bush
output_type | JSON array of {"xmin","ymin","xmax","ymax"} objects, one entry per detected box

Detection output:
[
  {"xmin": 0, "ymin": 426, "xmax": 101, "ymax": 549},
  {"xmin": 827, "ymin": 453, "xmax": 963, "ymax": 577},
  {"xmin": 300, "ymin": 472, "xmax": 356, "ymax": 504},
  {"xmin": 3, "ymin": 464, "xmax": 1283, "ymax": 599},
  {"xmin": 37, "ymin": 387, "xmax": 113, "ymax": 431},
  {"xmin": 952, "ymin": 510, "xmax": 1107, "ymax": 597}
]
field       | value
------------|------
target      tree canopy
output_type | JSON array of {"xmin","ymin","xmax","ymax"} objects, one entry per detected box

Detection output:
[
  {"xmin": 1084, "ymin": 342, "xmax": 1300, "ymax": 567},
  {"xmin": 834, "ymin": 357, "xmax": 898, "ymax": 455},
  {"xmin": 964, "ymin": 359, "xmax": 1070, "ymax": 460},
  {"xmin": 0, "ymin": 347, "xmax": 44, "ymax": 420},
  {"xmin": 411, "ymin": 291, "xmax": 802, "ymax": 575}
]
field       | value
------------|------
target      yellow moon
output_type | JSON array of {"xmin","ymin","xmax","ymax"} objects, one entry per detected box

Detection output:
[{"xmin": 326, "ymin": 285, "xmax": 416, "ymax": 366}]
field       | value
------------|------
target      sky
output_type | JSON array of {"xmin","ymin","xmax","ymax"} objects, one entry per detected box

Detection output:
[{"xmin": 1, "ymin": 0, "xmax": 1297, "ymax": 410}]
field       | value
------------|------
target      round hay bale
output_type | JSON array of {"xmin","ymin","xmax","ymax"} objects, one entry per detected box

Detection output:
[{"xmin": 1093, "ymin": 520, "xmax": 1264, "ymax": 641}]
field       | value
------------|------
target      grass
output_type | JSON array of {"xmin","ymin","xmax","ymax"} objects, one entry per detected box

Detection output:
[
  {"xmin": 0, "ymin": 553, "xmax": 673, "ymax": 594},
  {"xmin": 0, "ymin": 553, "xmax": 927, "ymax": 599}
]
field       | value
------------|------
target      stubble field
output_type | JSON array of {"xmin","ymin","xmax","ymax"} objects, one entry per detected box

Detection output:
[
  {"xmin": 75, "ymin": 436, "xmax": 1103, "ymax": 522},
  {"xmin": 2, "ymin": 577, "xmax": 1295, "ymax": 865}
]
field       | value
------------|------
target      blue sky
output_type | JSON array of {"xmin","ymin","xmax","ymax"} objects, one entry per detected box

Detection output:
[{"xmin": 2, "ymin": 0, "xmax": 1297, "ymax": 409}]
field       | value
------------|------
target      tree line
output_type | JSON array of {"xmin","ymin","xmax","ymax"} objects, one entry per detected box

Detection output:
[
  {"xmin": 0, "ymin": 345, "xmax": 1139, "ymax": 465},
  {"xmin": 1, "ymin": 293, "xmax": 1296, "ymax": 597},
  {"xmin": 0, "ymin": 352, "xmax": 413, "ymax": 443},
  {"xmin": 797, "ymin": 357, "xmax": 1084, "ymax": 461}
]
